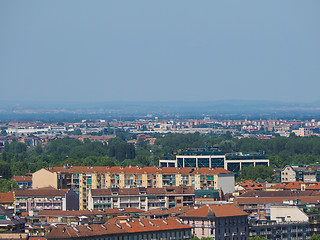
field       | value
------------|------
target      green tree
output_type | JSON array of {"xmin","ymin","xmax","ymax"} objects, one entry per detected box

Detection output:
[
  {"xmin": 311, "ymin": 234, "xmax": 320, "ymax": 240},
  {"xmin": 0, "ymin": 179, "xmax": 19, "ymax": 193},
  {"xmin": 0, "ymin": 161, "xmax": 12, "ymax": 179},
  {"xmin": 237, "ymin": 165, "xmax": 274, "ymax": 182},
  {"xmin": 0, "ymin": 129, "xmax": 7, "ymax": 136}
]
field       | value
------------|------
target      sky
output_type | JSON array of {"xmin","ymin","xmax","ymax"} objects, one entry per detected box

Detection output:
[{"xmin": 0, "ymin": 1, "xmax": 320, "ymax": 104}]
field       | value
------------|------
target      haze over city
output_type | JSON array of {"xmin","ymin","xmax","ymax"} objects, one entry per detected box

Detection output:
[
  {"xmin": 1, "ymin": 1, "xmax": 320, "ymax": 104},
  {"xmin": 3, "ymin": 2, "xmax": 320, "ymax": 240}
]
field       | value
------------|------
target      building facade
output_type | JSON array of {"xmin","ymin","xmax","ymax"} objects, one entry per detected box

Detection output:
[
  {"xmin": 14, "ymin": 188, "xmax": 79, "ymax": 215},
  {"xmin": 281, "ymin": 165, "xmax": 320, "ymax": 182},
  {"xmin": 180, "ymin": 204, "xmax": 248, "ymax": 240},
  {"xmin": 159, "ymin": 148, "xmax": 269, "ymax": 173},
  {"xmin": 33, "ymin": 166, "xmax": 234, "ymax": 210},
  {"xmin": 88, "ymin": 185, "xmax": 195, "ymax": 211}
]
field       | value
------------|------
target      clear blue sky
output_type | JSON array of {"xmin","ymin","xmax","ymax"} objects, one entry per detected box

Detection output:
[{"xmin": 0, "ymin": 1, "xmax": 319, "ymax": 103}]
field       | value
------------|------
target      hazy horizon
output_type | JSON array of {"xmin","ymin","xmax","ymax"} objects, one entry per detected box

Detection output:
[{"xmin": 1, "ymin": 1, "xmax": 320, "ymax": 103}]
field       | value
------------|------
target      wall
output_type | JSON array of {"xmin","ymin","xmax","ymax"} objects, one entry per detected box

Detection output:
[{"xmin": 32, "ymin": 169, "xmax": 57, "ymax": 189}]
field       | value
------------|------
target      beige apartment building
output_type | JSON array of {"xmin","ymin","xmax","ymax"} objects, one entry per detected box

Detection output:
[
  {"xmin": 33, "ymin": 166, "xmax": 234, "ymax": 210},
  {"xmin": 281, "ymin": 165, "xmax": 320, "ymax": 182}
]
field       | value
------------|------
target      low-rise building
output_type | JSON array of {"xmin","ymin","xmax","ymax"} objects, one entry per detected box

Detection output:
[
  {"xmin": 0, "ymin": 192, "xmax": 14, "ymax": 210},
  {"xmin": 0, "ymin": 205, "xmax": 25, "ymax": 233},
  {"xmin": 88, "ymin": 185, "xmax": 195, "ymax": 211},
  {"xmin": 12, "ymin": 174, "xmax": 32, "ymax": 189},
  {"xmin": 235, "ymin": 190, "xmax": 320, "ymax": 220},
  {"xmin": 249, "ymin": 220, "xmax": 311, "ymax": 239},
  {"xmin": 180, "ymin": 204, "xmax": 248, "ymax": 240},
  {"xmin": 14, "ymin": 187, "xmax": 79, "ymax": 215}
]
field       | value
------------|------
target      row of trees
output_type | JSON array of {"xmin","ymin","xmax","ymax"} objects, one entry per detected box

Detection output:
[
  {"xmin": 2, "ymin": 131, "xmax": 320, "ymax": 184},
  {"xmin": 0, "ymin": 137, "xmax": 136, "ymax": 179}
]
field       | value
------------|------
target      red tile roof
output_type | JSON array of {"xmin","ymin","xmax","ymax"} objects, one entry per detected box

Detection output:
[
  {"xmin": 12, "ymin": 175, "xmax": 32, "ymax": 183},
  {"xmin": 237, "ymin": 196, "xmax": 320, "ymax": 204},
  {"xmin": 38, "ymin": 208, "xmax": 144, "ymax": 217},
  {"xmin": 182, "ymin": 204, "xmax": 247, "ymax": 218},
  {"xmin": 306, "ymin": 183, "xmax": 320, "ymax": 190},
  {"xmin": 46, "ymin": 217, "xmax": 191, "ymax": 239},
  {"xmin": 236, "ymin": 180, "xmax": 266, "ymax": 190},
  {"xmin": 140, "ymin": 206, "xmax": 191, "ymax": 217},
  {"xmin": 14, "ymin": 188, "xmax": 68, "ymax": 197},
  {"xmin": 0, "ymin": 192, "xmax": 14, "ymax": 203}
]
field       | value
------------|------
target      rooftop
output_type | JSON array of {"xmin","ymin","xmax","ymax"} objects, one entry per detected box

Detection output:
[{"xmin": 46, "ymin": 217, "xmax": 191, "ymax": 239}]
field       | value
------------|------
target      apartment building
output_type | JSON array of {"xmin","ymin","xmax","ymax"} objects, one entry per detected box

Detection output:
[
  {"xmin": 179, "ymin": 204, "xmax": 248, "ymax": 240},
  {"xmin": 235, "ymin": 190, "xmax": 320, "ymax": 220},
  {"xmin": 33, "ymin": 166, "xmax": 234, "ymax": 210},
  {"xmin": 0, "ymin": 192, "xmax": 14, "ymax": 210},
  {"xmin": 249, "ymin": 220, "xmax": 311, "ymax": 240},
  {"xmin": 281, "ymin": 165, "xmax": 320, "ymax": 182},
  {"xmin": 87, "ymin": 185, "xmax": 195, "ymax": 211},
  {"xmin": 14, "ymin": 187, "xmax": 79, "ymax": 215},
  {"xmin": 46, "ymin": 216, "xmax": 193, "ymax": 240}
]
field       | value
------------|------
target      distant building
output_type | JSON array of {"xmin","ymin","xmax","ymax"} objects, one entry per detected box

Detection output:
[
  {"xmin": 292, "ymin": 128, "xmax": 312, "ymax": 137},
  {"xmin": 281, "ymin": 165, "xmax": 320, "ymax": 182},
  {"xmin": 159, "ymin": 148, "xmax": 269, "ymax": 173}
]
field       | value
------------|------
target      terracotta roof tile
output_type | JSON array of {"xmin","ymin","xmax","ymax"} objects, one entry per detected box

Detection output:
[
  {"xmin": 0, "ymin": 192, "xmax": 14, "ymax": 203},
  {"xmin": 14, "ymin": 188, "xmax": 68, "ymax": 197},
  {"xmin": 46, "ymin": 217, "xmax": 191, "ymax": 239},
  {"xmin": 12, "ymin": 175, "xmax": 32, "ymax": 183},
  {"xmin": 181, "ymin": 204, "xmax": 247, "ymax": 218},
  {"xmin": 237, "ymin": 196, "xmax": 320, "ymax": 204},
  {"xmin": 38, "ymin": 208, "xmax": 144, "ymax": 217},
  {"xmin": 140, "ymin": 206, "xmax": 191, "ymax": 217}
]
